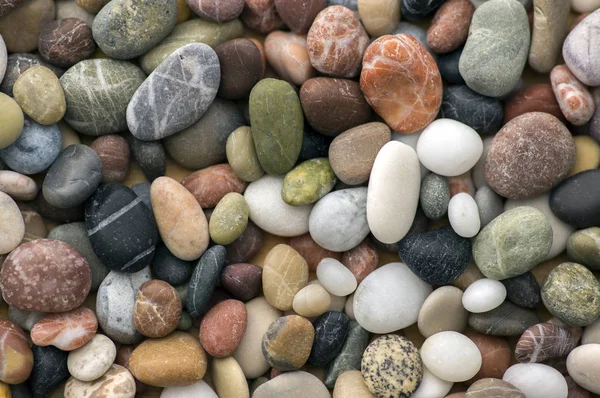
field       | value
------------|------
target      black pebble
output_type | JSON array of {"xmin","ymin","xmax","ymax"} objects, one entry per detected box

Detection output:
[
  {"xmin": 127, "ymin": 134, "xmax": 166, "ymax": 182},
  {"xmin": 131, "ymin": 182, "xmax": 154, "ymax": 218},
  {"xmin": 298, "ymin": 128, "xmax": 332, "ymax": 162},
  {"xmin": 501, "ymin": 271, "xmax": 541, "ymax": 309},
  {"xmin": 307, "ymin": 311, "xmax": 350, "ymax": 367},
  {"xmin": 10, "ymin": 383, "xmax": 33, "ymax": 398},
  {"xmin": 30, "ymin": 345, "xmax": 70, "ymax": 398},
  {"xmin": 550, "ymin": 169, "xmax": 600, "ymax": 228},
  {"xmin": 401, "ymin": 0, "xmax": 445, "ymax": 20},
  {"xmin": 152, "ymin": 242, "xmax": 195, "ymax": 285},
  {"xmin": 187, "ymin": 245, "xmax": 227, "ymax": 317},
  {"xmin": 437, "ymin": 47, "xmax": 466, "ymax": 85},
  {"xmin": 440, "ymin": 85, "xmax": 504, "ymax": 134}
]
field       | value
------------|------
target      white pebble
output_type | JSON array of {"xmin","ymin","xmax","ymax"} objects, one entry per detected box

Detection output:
[
  {"xmin": 411, "ymin": 367, "xmax": 453, "ymax": 398},
  {"xmin": 67, "ymin": 334, "xmax": 116, "ymax": 382},
  {"xmin": 417, "ymin": 119, "xmax": 483, "ymax": 177},
  {"xmin": 503, "ymin": 363, "xmax": 568, "ymax": 398},
  {"xmin": 420, "ymin": 331, "xmax": 482, "ymax": 382},
  {"xmin": 316, "ymin": 258, "xmax": 357, "ymax": 296},
  {"xmin": 161, "ymin": 380, "xmax": 218, "ymax": 398},
  {"xmin": 448, "ymin": 192, "xmax": 481, "ymax": 238},
  {"xmin": 462, "ymin": 278, "xmax": 507, "ymax": 313}
]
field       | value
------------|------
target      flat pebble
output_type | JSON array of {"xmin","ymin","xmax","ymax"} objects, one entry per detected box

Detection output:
[
  {"xmin": 253, "ymin": 371, "xmax": 330, "ymax": 398},
  {"xmin": 262, "ymin": 315, "xmax": 314, "ymax": 370},
  {"xmin": 420, "ymin": 173, "xmax": 451, "ymax": 220},
  {"xmin": 469, "ymin": 301, "xmax": 539, "ymax": 336},
  {"xmin": 186, "ymin": 245, "xmax": 227, "ymax": 317},
  {"xmin": 427, "ymin": 0, "xmax": 474, "ymax": 53},
  {"xmin": 30, "ymin": 307, "xmax": 97, "ymax": 351},
  {"xmin": 67, "ymin": 334, "xmax": 116, "ymax": 382},
  {"xmin": 325, "ymin": 321, "xmax": 369, "ymax": 388},
  {"xmin": 421, "ymin": 331, "xmax": 482, "ymax": 382},
  {"xmin": 65, "ymin": 364, "xmax": 136, "ymax": 398},
  {"xmin": 262, "ymin": 244, "xmax": 309, "ymax": 311},
  {"xmin": 503, "ymin": 363, "xmax": 568, "ymax": 398},
  {"xmin": 38, "ymin": 18, "xmax": 95, "ymax": 68},
  {"xmin": 199, "ymin": 299, "xmax": 247, "ymax": 357},
  {"xmin": 418, "ymin": 286, "xmax": 468, "ymax": 338},
  {"xmin": 440, "ymin": 85, "xmax": 504, "ymax": 134},
  {"xmin": 226, "ymin": 126, "xmax": 264, "ymax": 183},
  {"xmin": 466, "ymin": 378, "xmax": 525, "ymax": 398}
]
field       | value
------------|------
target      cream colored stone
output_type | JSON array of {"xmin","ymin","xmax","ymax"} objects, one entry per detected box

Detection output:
[
  {"xmin": 67, "ymin": 334, "xmax": 116, "ymax": 382},
  {"xmin": 570, "ymin": 136, "xmax": 600, "ymax": 176},
  {"xmin": 211, "ymin": 357, "xmax": 249, "ymax": 398},
  {"xmin": 292, "ymin": 284, "xmax": 331, "ymax": 318},
  {"xmin": 65, "ymin": 364, "xmax": 135, "ymax": 398},
  {"xmin": 333, "ymin": 370, "xmax": 375, "ymax": 398},
  {"xmin": 0, "ymin": 92, "xmax": 24, "ymax": 149},
  {"xmin": 262, "ymin": 244, "xmax": 309, "ymax": 311},
  {"xmin": 0, "ymin": 191, "xmax": 24, "ymax": 254},
  {"xmin": 358, "ymin": 0, "xmax": 400, "ymax": 37}
]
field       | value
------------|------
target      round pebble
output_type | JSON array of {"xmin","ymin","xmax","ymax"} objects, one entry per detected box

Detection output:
[
  {"xmin": 448, "ymin": 192, "xmax": 481, "ymax": 238},
  {"xmin": 357, "ymin": 0, "xmax": 400, "ymax": 37},
  {"xmin": 215, "ymin": 39, "xmax": 263, "ymax": 100},
  {"xmin": 515, "ymin": 322, "xmax": 577, "ymax": 363},
  {"xmin": 551, "ymin": 64, "xmax": 595, "ymax": 126},
  {"xmin": 462, "ymin": 279, "xmax": 507, "ymax": 313},
  {"xmin": 503, "ymin": 363, "xmax": 568, "ymax": 398},
  {"xmin": 421, "ymin": 331, "xmax": 482, "ymax": 382},
  {"xmin": 67, "ymin": 334, "xmax": 116, "ymax": 382},
  {"xmin": 282, "ymin": 158, "xmax": 336, "ymax": 206},
  {"xmin": 293, "ymin": 283, "xmax": 331, "ymax": 318},
  {"xmin": 420, "ymin": 173, "xmax": 451, "ymax": 220},
  {"xmin": 412, "ymin": 367, "xmax": 454, "ymax": 398},
  {"xmin": 220, "ymin": 263, "xmax": 262, "ymax": 302},
  {"xmin": 211, "ymin": 356, "xmax": 250, "ymax": 398},
  {"xmin": 264, "ymin": 31, "xmax": 315, "ymax": 86},
  {"xmin": 427, "ymin": 0, "xmax": 474, "ymax": 53}
]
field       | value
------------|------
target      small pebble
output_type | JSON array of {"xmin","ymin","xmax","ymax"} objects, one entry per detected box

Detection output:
[
  {"xmin": 199, "ymin": 299, "xmax": 247, "ymax": 358},
  {"xmin": 567, "ymin": 344, "xmax": 600, "ymax": 394},
  {"xmin": 462, "ymin": 279, "xmax": 507, "ymax": 313},
  {"xmin": 421, "ymin": 331, "xmax": 482, "ymax": 382},
  {"xmin": 133, "ymin": 280, "xmax": 181, "ymax": 338},
  {"xmin": 64, "ymin": 364, "xmax": 136, "ymax": 398},
  {"xmin": 211, "ymin": 356, "xmax": 250, "ymax": 398},
  {"xmin": 67, "ymin": 334, "xmax": 116, "ymax": 382},
  {"xmin": 515, "ymin": 322, "xmax": 577, "ymax": 363},
  {"xmin": 282, "ymin": 158, "xmax": 336, "ymax": 206},
  {"xmin": 30, "ymin": 345, "xmax": 70, "ymax": 398},
  {"xmin": 469, "ymin": 301, "xmax": 539, "ymax": 336},
  {"xmin": 186, "ymin": 245, "xmax": 227, "ymax": 317},
  {"xmin": 448, "ymin": 192, "xmax": 481, "ymax": 238},
  {"xmin": 293, "ymin": 283, "xmax": 331, "ymax": 318},
  {"xmin": 38, "ymin": 18, "xmax": 95, "ymax": 68},
  {"xmin": 262, "ymin": 244, "xmax": 308, "ymax": 311},
  {"xmin": 411, "ymin": 366, "xmax": 454, "ymax": 398},
  {"xmin": 264, "ymin": 31, "xmax": 315, "ymax": 86},
  {"xmin": 89, "ymin": 135, "xmax": 130, "ymax": 184},
  {"xmin": 262, "ymin": 315, "xmax": 314, "ymax": 371},
  {"xmin": 30, "ymin": 307, "xmax": 97, "ymax": 351},
  {"xmin": 420, "ymin": 173, "xmax": 451, "ymax": 220},
  {"xmin": 13, "ymin": 66, "xmax": 66, "ymax": 125},
  {"xmin": 427, "ymin": 0, "xmax": 475, "ymax": 53},
  {"xmin": 308, "ymin": 311, "xmax": 349, "ymax": 366},
  {"xmin": 466, "ymin": 378, "xmax": 525, "ymax": 398},
  {"xmin": 317, "ymin": 258, "xmax": 357, "ymax": 296},
  {"xmin": 357, "ymin": 0, "xmax": 401, "ymax": 37},
  {"xmin": 418, "ymin": 286, "xmax": 469, "ymax": 338},
  {"xmin": 0, "ymin": 319, "xmax": 33, "ymax": 384},
  {"xmin": 551, "ymin": 64, "xmax": 595, "ymax": 126},
  {"xmin": 220, "ymin": 263, "xmax": 262, "ymax": 301},
  {"xmin": 341, "ymin": 239, "xmax": 378, "ymax": 283},
  {"xmin": 253, "ymin": 371, "xmax": 330, "ymax": 398},
  {"xmin": 333, "ymin": 370, "xmax": 375, "ymax": 398}
]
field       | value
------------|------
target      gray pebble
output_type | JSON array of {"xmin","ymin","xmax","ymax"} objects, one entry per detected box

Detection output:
[
  {"xmin": 420, "ymin": 173, "xmax": 450, "ymax": 220},
  {"xmin": 475, "ymin": 186, "xmax": 504, "ymax": 228},
  {"xmin": 8, "ymin": 307, "xmax": 45, "ymax": 331}
]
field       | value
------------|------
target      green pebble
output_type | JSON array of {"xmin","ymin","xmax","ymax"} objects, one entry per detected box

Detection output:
[
  {"xmin": 226, "ymin": 126, "xmax": 264, "ymax": 182},
  {"xmin": 281, "ymin": 158, "xmax": 336, "ymax": 206},
  {"xmin": 175, "ymin": 283, "xmax": 188, "ymax": 309},
  {"xmin": 419, "ymin": 173, "xmax": 450, "ymax": 220},
  {"xmin": 567, "ymin": 227, "xmax": 600, "ymax": 270},
  {"xmin": 249, "ymin": 78, "xmax": 304, "ymax": 175},
  {"xmin": 472, "ymin": 206, "xmax": 552, "ymax": 280},
  {"xmin": 209, "ymin": 192, "xmax": 249, "ymax": 245},
  {"xmin": 541, "ymin": 262, "xmax": 600, "ymax": 327},
  {"xmin": 177, "ymin": 311, "xmax": 192, "ymax": 331},
  {"xmin": 324, "ymin": 321, "xmax": 369, "ymax": 388}
]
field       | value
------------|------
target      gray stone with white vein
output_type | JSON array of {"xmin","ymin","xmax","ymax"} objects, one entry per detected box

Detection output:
[{"xmin": 126, "ymin": 43, "xmax": 220, "ymax": 141}]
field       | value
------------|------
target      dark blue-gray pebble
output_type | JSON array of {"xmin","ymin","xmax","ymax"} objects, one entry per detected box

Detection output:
[
  {"xmin": 307, "ymin": 311, "xmax": 350, "ymax": 367},
  {"xmin": 30, "ymin": 345, "xmax": 70, "ymax": 398},
  {"xmin": 187, "ymin": 245, "xmax": 227, "ymax": 317},
  {"xmin": 298, "ymin": 128, "xmax": 332, "ymax": 162},
  {"xmin": 36, "ymin": 192, "xmax": 85, "ymax": 223},
  {"xmin": 10, "ymin": 383, "xmax": 33, "ymax": 398},
  {"xmin": 131, "ymin": 182, "xmax": 154, "ymax": 218},
  {"xmin": 550, "ymin": 169, "xmax": 600, "ymax": 228},
  {"xmin": 401, "ymin": 0, "xmax": 445, "ymax": 20},
  {"xmin": 468, "ymin": 301, "xmax": 539, "ymax": 336},
  {"xmin": 127, "ymin": 135, "xmax": 166, "ymax": 182},
  {"xmin": 324, "ymin": 320, "xmax": 369, "ymax": 388},
  {"xmin": 501, "ymin": 271, "xmax": 541, "ymax": 309},
  {"xmin": 439, "ymin": 85, "xmax": 504, "ymax": 134},
  {"xmin": 437, "ymin": 47, "xmax": 465, "ymax": 85},
  {"xmin": 152, "ymin": 242, "xmax": 195, "ymax": 286}
]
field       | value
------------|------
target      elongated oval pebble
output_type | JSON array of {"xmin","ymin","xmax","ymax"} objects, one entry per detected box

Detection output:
[
  {"xmin": 448, "ymin": 192, "xmax": 481, "ymax": 238},
  {"xmin": 316, "ymin": 258, "xmax": 357, "ymax": 296},
  {"xmin": 0, "ymin": 191, "xmax": 24, "ymax": 254},
  {"xmin": 209, "ymin": 193, "xmax": 249, "ymax": 245},
  {"xmin": 30, "ymin": 307, "xmax": 98, "ymax": 351},
  {"xmin": 462, "ymin": 279, "xmax": 507, "ymax": 313},
  {"xmin": 262, "ymin": 244, "xmax": 309, "ymax": 311},
  {"xmin": 515, "ymin": 322, "xmax": 576, "ymax": 363}
]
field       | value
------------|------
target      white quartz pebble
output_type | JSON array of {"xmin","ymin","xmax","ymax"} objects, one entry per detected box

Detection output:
[
  {"xmin": 367, "ymin": 141, "xmax": 421, "ymax": 244},
  {"xmin": 503, "ymin": 363, "xmax": 568, "ymax": 398},
  {"xmin": 411, "ymin": 367, "xmax": 453, "ymax": 398},
  {"xmin": 161, "ymin": 380, "xmax": 218, "ymax": 398},
  {"xmin": 421, "ymin": 331, "xmax": 482, "ymax": 382},
  {"xmin": 67, "ymin": 334, "xmax": 116, "ymax": 382},
  {"xmin": 448, "ymin": 192, "xmax": 481, "ymax": 238},
  {"xmin": 316, "ymin": 258, "xmax": 358, "ymax": 296},
  {"xmin": 417, "ymin": 119, "xmax": 484, "ymax": 177},
  {"xmin": 462, "ymin": 278, "xmax": 507, "ymax": 313},
  {"xmin": 567, "ymin": 344, "xmax": 600, "ymax": 394}
]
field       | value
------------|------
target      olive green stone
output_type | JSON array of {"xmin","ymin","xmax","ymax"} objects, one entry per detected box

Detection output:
[
  {"xmin": 473, "ymin": 206, "xmax": 552, "ymax": 280},
  {"xmin": 282, "ymin": 158, "xmax": 336, "ymax": 206},
  {"xmin": 13, "ymin": 66, "xmax": 66, "ymax": 125},
  {"xmin": 140, "ymin": 18, "xmax": 244, "ymax": 74},
  {"xmin": 541, "ymin": 262, "xmax": 600, "ymax": 327},
  {"xmin": 92, "ymin": 0, "xmax": 177, "ymax": 59},
  {"xmin": 209, "ymin": 192, "xmax": 250, "ymax": 245},
  {"xmin": 567, "ymin": 227, "xmax": 600, "ymax": 270},
  {"xmin": 249, "ymin": 78, "xmax": 304, "ymax": 176},
  {"xmin": 0, "ymin": 92, "xmax": 24, "ymax": 149},
  {"xmin": 226, "ymin": 126, "xmax": 264, "ymax": 182},
  {"xmin": 60, "ymin": 59, "xmax": 146, "ymax": 136}
]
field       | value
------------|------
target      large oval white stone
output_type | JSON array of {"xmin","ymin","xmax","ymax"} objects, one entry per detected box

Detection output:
[
  {"xmin": 567, "ymin": 344, "xmax": 600, "ymax": 394},
  {"xmin": 503, "ymin": 363, "xmax": 568, "ymax": 398},
  {"xmin": 421, "ymin": 331, "xmax": 482, "ymax": 382},
  {"xmin": 367, "ymin": 141, "xmax": 420, "ymax": 244}
]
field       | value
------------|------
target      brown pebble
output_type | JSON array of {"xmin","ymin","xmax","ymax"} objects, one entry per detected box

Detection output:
[
  {"xmin": 274, "ymin": 0, "xmax": 326, "ymax": 33},
  {"xmin": 465, "ymin": 378, "xmax": 525, "ymax": 398},
  {"xmin": 504, "ymin": 83, "xmax": 564, "ymax": 123},
  {"xmin": 38, "ymin": 18, "xmax": 95, "ymax": 68},
  {"xmin": 220, "ymin": 263, "xmax": 263, "ymax": 301},
  {"xmin": 19, "ymin": 204, "xmax": 48, "ymax": 243},
  {"xmin": 90, "ymin": 135, "xmax": 130, "ymax": 184},
  {"xmin": 300, "ymin": 77, "xmax": 372, "ymax": 137},
  {"xmin": 448, "ymin": 171, "xmax": 475, "ymax": 197},
  {"xmin": 182, "ymin": 163, "xmax": 248, "ymax": 209},
  {"xmin": 0, "ymin": 0, "xmax": 26, "ymax": 17},
  {"xmin": 0, "ymin": 318, "xmax": 33, "ymax": 384},
  {"xmin": 199, "ymin": 299, "xmax": 248, "ymax": 357},
  {"xmin": 265, "ymin": 31, "xmax": 315, "ymax": 86},
  {"xmin": 465, "ymin": 331, "xmax": 512, "ymax": 384},
  {"xmin": 551, "ymin": 64, "xmax": 595, "ymax": 126},
  {"xmin": 185, "ymin": 0, "xmax": 244, "ymax": 22},
  {"xmin": 0, "ymin": 0, "xmax": 55, "ymax": 53},
  {"xmin": 226, "ymin": 220, "xmax": 264, "ymax": 263},
  {"xmin": 262, "ymin": 315, "xmax": 314, "ymax": 371},
  {"xmin": 133, "ymin": 280, "xmax": 182, "ymax": 338},
  {"xmin": 515, "ymin": 322, "xmax": 577, "ymax": 363},
  {"xmin": 241, "ymin": 0, "xmax": 282, "ymax": 34},
  {"xmin": 289, "ymin": 233, "xmax": 342, "ymax": 272},
  {"xmin": 427, "ymin": 0, "xmax": 474, "ymax": 54},
  {"xmin": 342, "ymin": 239, "xmax": 378, "ymax": 283},
  {"xmin": 215, "ymin": 38, "xmax": 263, "ymax": 100}
]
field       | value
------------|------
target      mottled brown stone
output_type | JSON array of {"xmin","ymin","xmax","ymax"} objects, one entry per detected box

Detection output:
[
  {"xmin": 226, "ymin": 220, "xmax": 264, "ymax": 263},
  {"xmin": 307, "ymin": 5, "xmax": 369, "ymax": 78},
  {"xmin": 0, "ymin": 318, "xmax": 33, "ymax": 384},
  {"xmin": 465, "ymin": 331, "xmax": 512, "ymax": 384},
  {"xmin": 485, "ymin": 112, "xmax": 576, "ymax": 199},
  {"xmin": 90, "ymin": 135, "xmax": 130, "ymax": 184},
  {"xmin": 0, "ymin": 239, "xmax": 91, "ymax": 312},
  {"xmin": 262, "ymin": 315, "xmax": 314, "ymax": 371},
  {"xmin": 465, "ymin": 378, "xmax": 525, "ymax": 398},
  {"xmin": 65, "ymin": 364, "xmax": 136, "ymax": 398},
  {"xmin": 300, "ymin": 78, "xmax": 372, "ymax": 137},
  {"xmin": 30, "ymin": 307, "xmax": 98, "ymax": 351},
  {"xmin": 504, "ymin": 83, "xmax": 564, "ymax": 123},
  {"xmin": 264, "ymin": 31, "xmax": 315, "ymax": 86},
  {"xmin": 133, "ymin": 280, "xmax": 182, "ymax": 338},
  {"xmin": 215, "ymin": 39, "xmax": 263, "ymax": 100},
  {"xmin": 182, "ymin": 164, "xmax": 248, "ymax": 208},
  {"xmin": 221, "ymin": 263, "xmax": 263, "ymax": 301},
  {"xmin": 427, "ymin": 0, "xmax": 474, "ymax": 54},
  {"xmin": 289, "ymin": 233, "xmax": 342, "ymax": 272},
  {"xmin": 0, "ymin": 0, "xmax": 26, "ymax": 16},
  {"xmin": 275, "ymin": 0, "xmax": 326, "ymax": 33},
  {"xmin": 199, "ymin": 299, "xmax": 247, "ymax": 357},
  {"xmin": 241, "ymin": 0, "xmax": 282, "ymax": 34},
  {"xmin": 38, "ymin": 18, "xmax": 95, "ymax": 68},
  {"xmin": 262, "ymin": 244, "xmax": 309, "ymax": 310},
  {"xmin": 0, "ymin": 0, "xmax": 55, "ymax": 53},
  {"xmin": 515, "ymin": 322, "xmax": 577, "ymax": 363},
  {"xmin": 185, "ymin": 0, "xmax": 244, "ymax": 22},
  {"xmin": 551, "ymin": 64, "xmax": 595, "ymax": 126},
  {"xmin": 342, "ymin": 239, "xmax": 378, "ymax": 283}
]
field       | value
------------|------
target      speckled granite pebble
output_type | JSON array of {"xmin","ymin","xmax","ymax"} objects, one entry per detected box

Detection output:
[{"xmin": 420, "ymin": 173, "xmax": 450, "ymax": 220}]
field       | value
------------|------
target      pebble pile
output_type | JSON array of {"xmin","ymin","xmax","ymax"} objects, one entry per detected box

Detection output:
[{"xmin": 0, "ymin": 0, "xmax": 600, "ymax": 397}]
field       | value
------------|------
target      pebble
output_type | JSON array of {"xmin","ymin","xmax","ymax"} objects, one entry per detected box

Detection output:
[
  {"xmin": 412, "ymin": 367, "xmax": 454, "ymax": 398},
  {"xmin": 262, "ymin": 315, "xmax": 314, "ymax": 370},
  {"xmin": 474, "ymin": 186, "xmax": 504, "ymax": 228},
  {"xmin": 459, "ymin": 0, "xmax": 529, "ymax": 97},
  {"xmin": 440, "ymin": 85, "xmax": 504, "ymax": 134},
  {"xmin": 209, "ymin": 192, "xmax": 249, "ymax": 245},
  {"xmin": 361, "ymin": 334, "xmax": 423, "ymax": 397},
  {"xmin": 550, "ymin": 169, "xmax": 600, "ymax": 228},
  {"xmin": 421, "ymin": 331, "xmax": 482, "ymax": 382},
  {"xmin": 59, "ymin": 59, "xmax": 146, "ymax": 136},
  {"xmin": 0, "ymin": 0, "xmax": 54, "ymax": 53},
  {"xmin": 0, "ymin": 93, "xmax": 23, "ymax": 149},
  {"xmin": 472, "ymin": 206, "xmax": 552, "ymax": 279},
  {"xmin": 402, "ymin": 0, "xmax": 445, "ymax": 19},
  {"xmin": 47, "ymin": 222, "xmax": 109, "ymax": 291},
  {"xmin": 129, "ymin": 331, "xmax": 207, "ymax": 387},
  {"xmin": 282, "ymin": 158, "xmax": 336, "ymax": 206},
  {"xmin": 565, "ymin": 375, "xmax": 592, "ymax": 398},
  {"xmin": 262, "ymin": 244, "xmax": 309, "ymax": 310},
  {"xmin": 211, "ymin": 356, "xmax": 250, "ymax": 398},
  {"xmin": 19, "ymin": 204, "xmax": 47, "ymax": 243},
  {"xmin": 516, "ymin": 322, "xmax": 577, "ymax": 363},
  {"xmin": 161, "ymin": 380, "xmax": 217, "ymax": 398},
  {"xmin": 30, "ymin": 345, "xmax": 70, "ymax": 398},
  {"xmin": 30, "ymin": 307, "xmax": 97, "ymax": 351},
  {"xmin": 417, "ymin": 119, "xmax": 483, "ymax": 177},
  {"xmin": 96, "ymin": 267, "xmax": 151, "ymax": 344},
  {"xmin": 462, "ymin": 279, "xmax": 507, "ymax": 313},
  {"xmin": 570, "ymin": 135, "xmax": 600, "ymax": 175},
  {"xmin": 127, "ymin": 43, "xmax": 219, "ymax": 141},
  {"xmin": 226, "ymin": 126, "xmax": 264, "ymax": 183},
  {"xmin": 7, "ymin": 307, "xmax": 44, "ymax": 332},
  {"xmin": 469, "ymin": 301, "xmax": 539, "ymax": 336},
  {"xmin": 92, "ymin": 0, "xmax": 176, "ymax": 59},
  {"xmin": 133, "ymin": 280, "xmax": 181, "ymax": 338},
  {"xmin": 306, "ymin": 5, "xmax": 369, "ymax": 78},
  {"xmin": 504, "ymin": 83, "xmax": 564, "ymax": 123},
  {"xmin": 325, "ymin": 321, "xmax": 369, "ymax": 387},
  {"xmin": 503, "ymin": 363, "xmax": 568, "ymax": 398},
  {"xmin": 308, "ymin": 311, "xmax": 349, "ymax": 366},
  {"xmin": 1, "ymin": 239, "xmax": 90, "ymax": 312},
  {"xmin": 551, "ymin": 64, "xmax": 595, "ymax": 126},
  {"xmin": 64, "ymin": 364, "xmax": 136, "ymax": 398},
  {"xmin": 418, "ymin": 286, "xmax": 469, "ymax": 338},
  {"xmin": 187, "ymin": 245, "xmax": 227, "ymax": 317},
  {"xmin": 289, "ymin": 233, "xmax": 342, "ymax": 272},
  {"xmin": 0, "ymin": 319, "xmax": 33, "ymax": 384},
  {"xmin": 215, "ymin": 39, "xmax": 263, "ymax": 100},
  {"xmin": 90, "ymin": 135, "xmax": 130, "ymax": 183},
  {"xmin": 466, "ymin": 332, "xmax": 512, "ymax": 382},
  {"xmin": 199, "ymin": 299, "xmax": 247, "ymax": 357},
  {"xmin": 274, "ymin": 0, "xmax": 325, "ymax": 33},
  {"xmin": 233, "ymin": 297, "xmax": 282, "ymax": 378},
  {"xmin": 293, "ymin": 284, "xmax": 331, "ymax": 317},
  {"xmin": 264, "ymin": 31, "xmax": 315, "ymax": 86},
  {"xmin": 563, "ymin": 9, "xmax": 600, "ymax": 86},
  {"xmin": 0, "ymin": 117, "xmax": 61, "ymax": 175},
  {"xmin": 501, "ymin": 271, "xmax": 540, "ymax": 309},
  {"xmin": 448, "ymin": 193, "xmax": 481, "ymax": 238},
  {"xmin": 567, "ymin": 344, "xmax": 600, "ymax": 394},
  {"xmin": 567, "ymin": 227, "xmax": 600, "ymax": 270},
  {"xmin": 152, "ymin": 176, "xmax": 209, "ymax": 261},
  {"xmin": 67, "ymin": 334, "xmax": 116, "ymax": 382},
  {"xmin": 240, "ymin": 0, "xmax": 282, "ymax": 34},
  {"xmin": 13, "ymin": 66, "xmax": 65, "ymax": 126},
  {"xmin": 354, "ymin": 262, "xmax": 432, "ymax": 333},
  {"xmin": 341, "ymin": 239, "xmax": 378, "ymax": 283},
  {"xmin": 127, "ymin": 138, "xmax": 164, "ymax": 183},
  {"xmin": 437, "ymin": 47, "xmax": 466, "ymax": 84},
  {"xmin": 528, "ymin": 0, "xmax": 570, "ymax": 73},
  {"xmin": 220, "ymin": 263, "xmax": 262, "ymax": 301},
  {"xmin": 227, "ymin": 220, "xmax": 264, "ymax": 263},
  {"xmin": 38, "ymin": 18, "xmax": 95, "ymax": 68},
  {"xmin": 361, "ymin": 34, "xmax": 442, "ymax": 133},
  {"xmin": 0, "ymin": 191, "xmax": 23, "ymax": 254},
  {"xmin": 541, "ymin": 262, "xmax": 600, "ymax": 327},
  {"xmin": 466, "ymin": 378, "xmax": 525, "ymax": 398},
  {"xmin": 317, "ymin": 258, "xmax": 357, "ymax": 296},
  {"xmin": 253, "ymin": 371, "xmax": 330, "ymax": 398},
  {"xmin": 55, "ymin": 0, "xmax": 95, "ymax": 26},
  {"xmin": 333, "ymin": 370, "xmax": 375, "ymax": 398},
  {"xmin": 249, "ymin": 78, "xmax": 303, "ymax": 175},
  {"xmin": 427, "ymin": 0, "xmax": 475, "ymax": 53},
  {"xmin": 309, "ymin": 188, "xmax": 369, "ymax": 251},
  {"xmin": 182, "ymin": 164, "xmax": 247, "ymax": 209},
  {"xmin": 357, "ymin": 0, "xmax": 400, "ymax": 36},
  {"xmin": 0, "ymin": 0, "xmax": 25, "ymax": 16},
  {"xmin": 398, "ymin": 226, "xmax": 472, "ymax": 285},
  {"xmin": 186, "ymin": 0, "xmax": 244, "ymax": 22},
  {"xmin": 36, "ymin": 192, "xmax": 85, "ymax": 223}
]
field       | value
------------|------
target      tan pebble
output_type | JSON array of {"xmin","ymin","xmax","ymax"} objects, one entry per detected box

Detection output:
[
  {"xmin": 0, "ymin": 382, "xmax": 10, "ymax": 398},
  {"xmin": 333, "ymin": 370, "xmax": 375, "ymax": 398},
  {"xmin": 65, "ymin": 364, "xmax": 136, "ymax": 398},
  {"xmin": 262, "ymin": 244, "xmax": 309, "ymax": 310},
  {"xmin": 0, "ymin": 319, "xmax": 33, "ymax": 384},
  {"xmin": 151, "ymin": 176, "xmax": 209, "ymax": 261},
  {"xmin": 133, "ymin": 280, "xmax": 181, "ymax": 338},
  {"xmin": 199, "ymin": 299, "xmax": 247, "ymax": 358},
  {"xmin": 211, "ymin": 357, "xmax": 250, "ymax": 398},
  {"xmin": 0, "ymin": 92, "xmax": 24, "ymax": 149},
  {"xmin": 265, "ymin": 31, "xmax": 315, "ymax": 86},
  {"xmin": 418, "ymin": 286, "xmax": 468, "ymax": 338},
  {"xmin": 19, "ymin": 205, "xmax": 47, "ymax": 242},
  {"xmin": 292, "ymin": 284, "xmax": 331, "ymax": 317},
  {"xmin": 262, "ymin": 315, "xmax": 314, "ymax": 370},
  {"xmin": 427, "ymin": 0, "xmax": 475, "ymax": 54},
  {"xmin": 0, "ymin": 170, "xmax": 37, "ymax": 201},
  {"xmin": 13, "ymin": 66, "xmax": 66, "ymax": 125},
  {"xmin": 528, "ymin": 0, "xmax": 570, "ymax": 73},
  {"xmin": 570, "ymin": 136, "xmax": 600, "ymax": 175},
  {"xmin": 357, "ymin": 0, "xmax": 400, "ymax": 37},
  {"xmin": 0, "ymin": 191, "xmax": 24, "ymax": 254},
  {"xmin": 551, "ymin": 64, "xmax": 595, "ymax": 126}
]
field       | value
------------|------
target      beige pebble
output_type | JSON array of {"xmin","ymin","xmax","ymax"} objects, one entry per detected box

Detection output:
[
  {"xmin": 67, "ymin": 334, "xmax": 117, "ymax": 382},
  {"xmin": 418, "ymin": 286, "xmax": 468, "ymax": 338},
  {"xmin": 58, "ymin": 122, "xmax": 81, "ymax": 149},
  {"xmin": 0, "ymin": 170, "xmax": 38, "ymax": 201},
  {"xmin": 333, "ymin": 370, "xmax": 375, "ymax": 398},
  {"xmin": 0, "ymin": 92, "xmax": 24, "ymax": 149},
  {"xmin": 65, "ymin": 364, "xmax": 136, "ymax": 398},
  {"xmin": 569, "ymin": 136, "xmax": 600, "ymax": 176},
  {"xmin": 262, "ymin": 244, "xmax": 309, "ymax": 311},
  {"xmin": 13, "ymin": 66, "xmax": 66, "ymax": 125},
  {"xmin": 211, "ymin": 356, "xmax": 250, "ymax": 398},
  {"xmin": 292, "ymin": 284, "xmax": 331, "ymax": 317},
  {"xmin": 357, "ymin": 0, "xmax": 400, "ymax": 37},
  {"xmin": 0, "ymin": 191, "xmax": 25, "ymax": 254}
]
